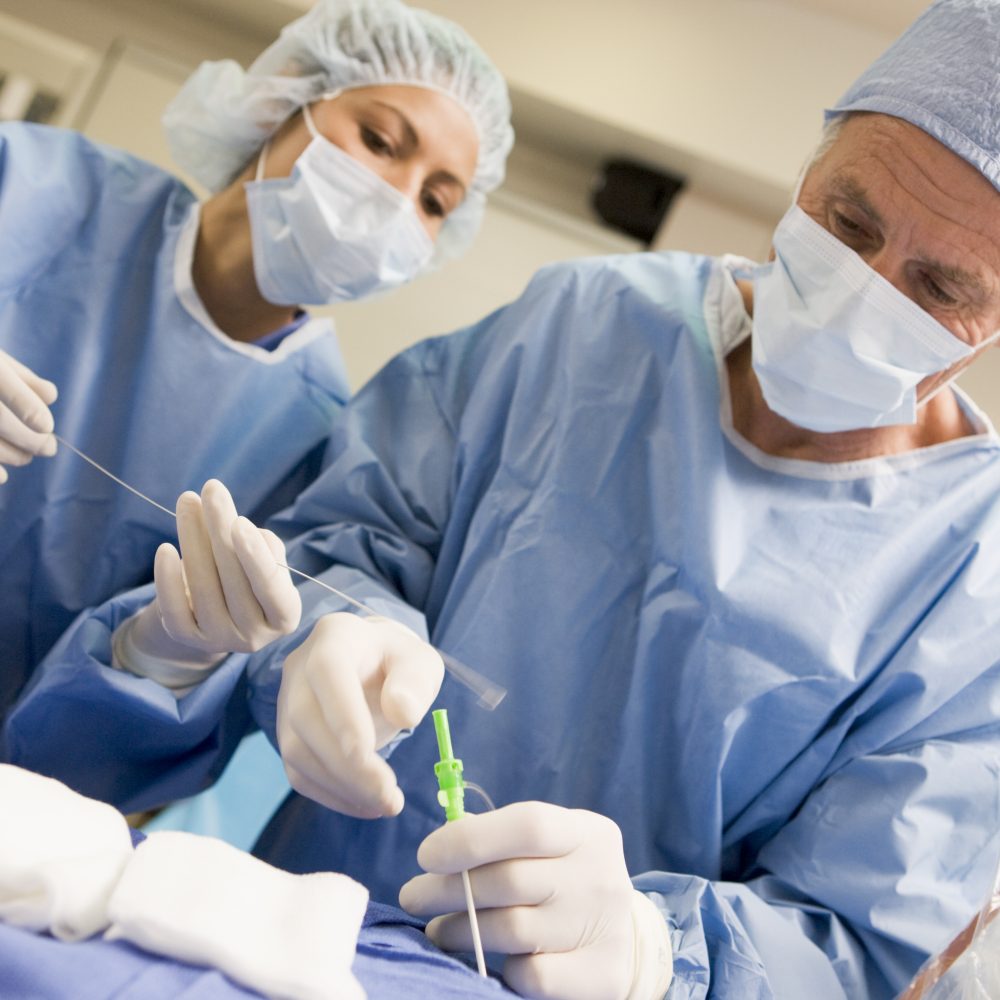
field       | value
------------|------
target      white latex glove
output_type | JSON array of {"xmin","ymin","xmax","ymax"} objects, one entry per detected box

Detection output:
[
  {"xmin": 399, "ymin": 802, "xmax": 674, "ymax": 1000},
  {"xmin": 113, "ymin": 479, "xmax": 301, "ymax": 686},
  {"xmin": 276, "ymin": 612, "xmax": 444, "ymax": 819},
  {"xmin": 0, "ymin": 349, "xmax": 57, "ymax": 483}
]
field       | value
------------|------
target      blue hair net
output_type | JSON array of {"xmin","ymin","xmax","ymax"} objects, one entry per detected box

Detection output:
[
  {"xmin": 163, "ymin": 0, "xmax": 514, "ymax": 261},
  {"xmin": 827, "ymin": 0, "xmax": 1000, "ymax": 193}
]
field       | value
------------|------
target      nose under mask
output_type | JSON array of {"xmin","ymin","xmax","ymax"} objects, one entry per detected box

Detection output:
[
  {"xmin": 751, "ymin": 204, "xmax": 986, "ymax": 433},
  {"xmin": 244, "ymin": 103, "xmax": 434, "ymax": 307}
]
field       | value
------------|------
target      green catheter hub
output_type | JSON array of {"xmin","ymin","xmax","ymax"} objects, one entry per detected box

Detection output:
[
  {"xmin": 433, "ymin": 708, "xmax": 466, "ymax": 822},
  {"xmin": 430, "ymin": 707, "xmax": 488, "ymax": 977}
]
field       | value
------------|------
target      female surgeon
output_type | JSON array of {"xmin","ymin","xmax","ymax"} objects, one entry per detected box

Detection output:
[{"xmin": 0, "ymin": 0, "xmax": 513, "ymax": 721}]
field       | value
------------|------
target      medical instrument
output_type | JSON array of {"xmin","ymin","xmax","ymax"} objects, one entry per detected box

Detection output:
[
  {"xmin": 52, "ymin": 434, "xmax": 506, "ymax": 710},
  {"xmin": 431, "ymin": 708, "xmax": 486, "ymax": 978}
]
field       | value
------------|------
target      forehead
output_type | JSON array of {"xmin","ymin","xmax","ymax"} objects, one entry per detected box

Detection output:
[
  {"xmin": 336, "ymin": 84, "xmax": 479, "ymax": 183},
  {"xmin": 810, "ymin": 113, "xmax": 1000, "ymax": 270}
]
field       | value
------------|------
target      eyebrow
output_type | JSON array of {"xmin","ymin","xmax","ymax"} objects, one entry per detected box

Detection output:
[
  {"xmin": 828, "ymin": 173, "xmax": 885, "ymax": 229},
  {"xmin": 827, "ymin": 171, "xmax": 989, "ymax": 294},
  {"xmin": 372, "ymin": 100, "xmax": 468, "ymax": 197}
]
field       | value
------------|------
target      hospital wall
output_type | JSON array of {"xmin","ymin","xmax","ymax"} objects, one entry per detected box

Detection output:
[{"xmin": 2, "ymin": 0, "xmax": 998, "ymax": 421}]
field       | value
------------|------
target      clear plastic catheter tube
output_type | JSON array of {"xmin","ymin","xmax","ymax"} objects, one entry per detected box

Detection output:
[{"xmin": 282, "ymin": 565, "xmax": 508, "ymax": 710}]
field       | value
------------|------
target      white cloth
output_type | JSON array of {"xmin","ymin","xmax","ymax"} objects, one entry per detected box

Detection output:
[
  {"xmin": 0, "ymin": 764, "xmax": 133, "ymax": 941},
  {"xmin": 106, "ymin": 830, "xmax": 369, "ymax": 1000}
]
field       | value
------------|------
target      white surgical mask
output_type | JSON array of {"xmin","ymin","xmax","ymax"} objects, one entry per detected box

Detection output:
[
  {"xmin": 751, "ymin": 204, "xmax": 980, "ymax": 433},
  {"xmin": 245, "ymin": 103, "xmax": 433, "ymax": 307}
]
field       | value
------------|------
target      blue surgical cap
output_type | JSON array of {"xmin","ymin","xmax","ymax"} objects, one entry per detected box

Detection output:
[{"xmin": 827, "ymin": 0, "xmax": 1000, "ymax": 193}]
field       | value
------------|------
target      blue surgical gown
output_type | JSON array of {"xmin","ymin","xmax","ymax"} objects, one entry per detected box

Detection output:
[
  {"xmin": 0, "ymin": 122, "xmax": 349, "ymax": 718},
  {"xmin": 9, "ymin": 251, "xmax": 1000, "ymax": 998}
]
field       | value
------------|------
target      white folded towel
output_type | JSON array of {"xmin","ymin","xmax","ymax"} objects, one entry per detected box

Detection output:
[
  {"xmin": 106, "ymin": 830, "xmax": 369, "ymax": 1000},
  {"xmin": 0, "ymin": 764, "xmax": 133, "ymax": 941}
]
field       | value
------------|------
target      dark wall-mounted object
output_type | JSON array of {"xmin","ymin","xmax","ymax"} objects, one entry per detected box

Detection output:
[{"xmin": 591, "ymin": 158, "xmax": 685, "ymax": 246}]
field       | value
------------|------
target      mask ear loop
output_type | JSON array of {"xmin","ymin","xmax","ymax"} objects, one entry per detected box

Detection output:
[
  {"xmin": 301, "ymin": 88, "xmax": 344, "ymax": 142},
  {"xmin": 300, "ymin": 102, "xmax": 322, "ymax": 141},
  {"xmin": 255, "ymin": 141, "xmax": 270, "ymax": 183},
  {"xmin": 257, "ymin": 93, "xmax": 337, "ymax": 181}
]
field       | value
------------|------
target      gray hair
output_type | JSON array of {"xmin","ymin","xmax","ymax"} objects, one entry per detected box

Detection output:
[{"xmin": 792, "ymin": 113, "xmax": 849, "ymax": 200}]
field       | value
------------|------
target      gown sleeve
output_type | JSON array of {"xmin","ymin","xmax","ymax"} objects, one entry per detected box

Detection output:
[
  {"xmin": 635, "ymin": 725, "xmax": 1000, "ymax": 998},
  {"xmin": 2, "ymin": 583, "xmax": 255, "ymax": 813}
]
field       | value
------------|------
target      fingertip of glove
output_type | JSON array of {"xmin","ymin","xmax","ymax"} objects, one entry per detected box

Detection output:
[
  {"xmin": 397, "ymin": 881, "xmax": 416, "ymax": 912},
  {"xmin": 384, "ymin": 689, "xmax": 423, "ymax": 731},
  {"xmin": 25, "ymin": 405, "xmax": 54, "ymax": 434},
  {"xmin": 386, "ymin": 785, "xmax": 405, "ymax": 817}
]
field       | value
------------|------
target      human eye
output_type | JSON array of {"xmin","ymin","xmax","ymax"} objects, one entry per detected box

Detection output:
[
  {"xmin": 832, "ymin": 210, "xmax": 871, "ymax": 241},
  {"xmin": 921, "ymin": 272, "xmax": 958, "ymax": 306},
  {"xmin": 360, "ymin": 125, "xmax": 394, "ymax": 157},
  {"xmin": 420, "ymin": 188, "xmax": 446, "ymax": 219}
]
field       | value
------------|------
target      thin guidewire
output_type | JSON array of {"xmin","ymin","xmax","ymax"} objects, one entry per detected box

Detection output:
[
  {"xmin": 54, "ymin": 435, "xmax": 176, "ymax": 519},
  {"xmin": 51, "ymin": 434, "xmax": 507, "ymax": 709}
]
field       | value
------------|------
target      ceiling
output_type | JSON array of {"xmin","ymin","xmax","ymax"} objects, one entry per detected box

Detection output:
[
  {"xmin": 167, "ymin": 0, "xmax": 939, "ymax": 218},
  {"xmin": 765, "ymin": 0, "xmax": 931, "ymax": 34},
  {"xmin": 183, "ymin": 0, "xmax": 936, "ymax": 43}
]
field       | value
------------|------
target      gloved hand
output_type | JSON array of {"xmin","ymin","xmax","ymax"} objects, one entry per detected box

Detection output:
[
  {"xmin": 276, "ymin": 612, "xmax": 444, "ymax": 819},
  {"xmin": 113, "ymin": 479, "xmax": 301, "ymax": 687},
  {"xmin": 0, "ymin": 349, "xmax": 57, "ymax": 483},
  {"xmin": 399, "ymin": 802, "xmax": 674, "ymax": 1000}
]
